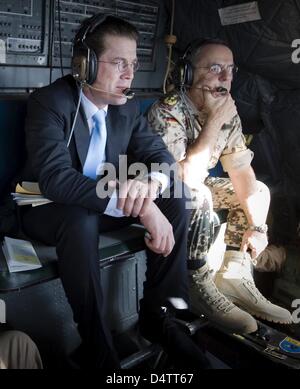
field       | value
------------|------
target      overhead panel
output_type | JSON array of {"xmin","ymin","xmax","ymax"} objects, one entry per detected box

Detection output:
[
  {"xmin": 0, "ymin": 0, "xmax": 164, "ymax": 90},
  {"xmin": 0, "ymin": 0, "xmax": 48, "ymax": 66},
  {"xmin": 53, "ymin": 0, "xmax": 159, "ymax": 71}
]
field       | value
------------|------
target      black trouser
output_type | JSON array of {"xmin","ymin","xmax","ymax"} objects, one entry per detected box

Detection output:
[{"xmin": 20, "ymin": 184, "xmax": 191, "ymax": 368}]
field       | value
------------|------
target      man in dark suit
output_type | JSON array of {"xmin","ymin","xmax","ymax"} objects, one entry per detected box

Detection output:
[{"xmin": 20, "ymin": 15, "xmax": 208, "ymax": 368}]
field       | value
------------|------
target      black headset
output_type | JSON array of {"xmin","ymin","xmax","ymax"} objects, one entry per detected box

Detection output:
[
  {"xmin": 72, "ymin": 13, "xmax": 113, "ymax": 85},
  {"xmin": 172, "ymin": 39, "xmax": 206, "ymax": 89},
  {"xmin": 172, "ymin": 38, "xmax": 229, "ymax": 89}
]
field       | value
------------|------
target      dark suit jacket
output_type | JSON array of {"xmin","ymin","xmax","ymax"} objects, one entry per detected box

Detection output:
[{"xmin": 22, "ymin": 75, "xmax": 175, "ymax": 213}]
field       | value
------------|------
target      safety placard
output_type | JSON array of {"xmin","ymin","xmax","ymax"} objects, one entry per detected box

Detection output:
[{"xmin": 218, "ymin": 2, "xmax": 261, "ymax": 26}]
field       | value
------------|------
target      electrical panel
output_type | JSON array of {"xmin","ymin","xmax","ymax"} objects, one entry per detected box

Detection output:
[
  {"xmin": 0, "ymin": 0, "xmax": 165, "ymax": 89},
  {"xmin": 0, "ymin": 0, "xmax": 49, "ymax": 66},
  {"xmin": 52, "ymin": 0, "xmax": 159, "ymax": 71}
]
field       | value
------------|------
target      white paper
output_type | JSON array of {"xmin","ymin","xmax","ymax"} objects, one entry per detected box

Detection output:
[
  {"xmin": 2, "ymin": 237, "xmax": 42, "ymax": 273},
  {"xmin": 12, "ymin": 181, "xmax": 52, "ymax": 207},
  {"xmin": 218, "ymin": 2, "xmax": 261, "ymax": 26}
]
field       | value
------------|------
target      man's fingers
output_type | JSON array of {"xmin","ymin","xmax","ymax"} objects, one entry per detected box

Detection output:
[
  {"xmin": 139, "ymin": 197, "xmax": 152, "ymax": 218},
  {"xmin": 158, "ymin": 235, "xmax": 167, "ymax": 255},
  {"xmin": 251, "ymin": 248, "xmax": 257, "ymax": 259},
  {"xmin": 144, "ymin": 233, "xmax": 173, "ymax": 257},
  {"xmin": 117, "ymin": 180, "xmax": 133, "ymax": 209},
  {"xmin": 241, "ymin": 240, "xmax": 248, "ymax": 253},
  {"xmin": 123, "ymin": 183, "xmax": 141, "ymax": 215},
  {"xmin": 122, "ymin": 198, "xmax": 134, "ymax": 216},
  {"xmin": 117, "ymin": 179, "xmax": 157, "ymax": 217},
  {"xmin": 163, "ymin": 234, "xmax": 174, "ymax": 257},
  {"xmin": 148, "ymin": 182, "xmax": 159, "ymax": 200},
  {"xmin": 151, "ymin": 235, "xmax": 163, "ymax": 252},
  {"xmin": 126, "ymin": 181, "xmax": 149, "ymax": 217},
  {"xmin": 144, "ymin": 236, "xmax": 163, "ymax": 255},
  {"xmin": 131, "ymin": 197, "xmax": 144, "ymax": 218}
]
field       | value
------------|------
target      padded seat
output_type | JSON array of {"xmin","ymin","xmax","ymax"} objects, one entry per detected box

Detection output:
[
  {"xmin": 0, "ymin": 208, "xmax": 228, "ymax": 293},
  {"xmin": 0, "ymin": 224, "xmax": 146, "ymax": 292}
]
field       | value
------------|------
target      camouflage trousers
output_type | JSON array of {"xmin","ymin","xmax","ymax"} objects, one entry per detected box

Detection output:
[{"xmin": 187, "ymin": 177, "xmax": 250, "ymax": 262}]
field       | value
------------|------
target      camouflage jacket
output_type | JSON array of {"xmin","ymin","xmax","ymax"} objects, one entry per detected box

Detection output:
[{"xmin": 148, "ymin": 91, "xmax": 253, "ymax": 180}]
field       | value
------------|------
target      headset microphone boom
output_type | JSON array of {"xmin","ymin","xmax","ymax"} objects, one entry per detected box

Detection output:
[{"xmin": 86, "ymin": 84, "xmax": 135, "ymax": 99}]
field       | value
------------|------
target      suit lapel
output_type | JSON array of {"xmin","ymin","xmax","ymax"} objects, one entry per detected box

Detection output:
[
  {"xmin": 105, "ymin": 106, "xmax": 127, "ymax": 167},
  {"xmin": 73, "ymin": 103, "xmax": 90, "ymax": 168}
]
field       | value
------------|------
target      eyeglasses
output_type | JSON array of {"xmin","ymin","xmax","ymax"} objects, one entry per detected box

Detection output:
[
  {"xmin": 97, "ymin": 59, "xmax": 139, "ymax": 73},
  {"xmin": 196, "ymin": 63, "xmax": 238, "ymax": 76}
]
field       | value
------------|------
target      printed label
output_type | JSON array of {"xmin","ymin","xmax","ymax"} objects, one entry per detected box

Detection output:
[{"xmin": 218, "ymin": 2, "xmax": 261, "ymax": 26}]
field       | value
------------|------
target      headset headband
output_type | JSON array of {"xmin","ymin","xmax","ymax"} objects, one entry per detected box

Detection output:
[{"xmin": 74, "ymin": 13, "xmax": 111, "ymax": 44}]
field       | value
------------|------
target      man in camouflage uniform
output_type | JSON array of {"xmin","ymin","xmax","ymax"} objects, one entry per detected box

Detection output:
[{"xmin": 148, "ymin": 39, "xmax": 292, "ymax": 334}]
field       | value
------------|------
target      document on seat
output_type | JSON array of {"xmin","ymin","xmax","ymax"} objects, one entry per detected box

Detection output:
[
  {"xmin": 2, "ymin": 237, "xmax": 42, "ymax": 273},
  {"xmin": 16, "ymin": 181, "xmax": 41, "ymax": 194},
  {"xmin": 11, "ymin": 182, "xmax": 52, "ymax": 207}
]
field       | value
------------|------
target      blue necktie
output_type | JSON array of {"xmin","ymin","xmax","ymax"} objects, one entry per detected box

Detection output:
[{"xmin": 83, "ymin": 109, "xmax": 107, "ymax": 179}]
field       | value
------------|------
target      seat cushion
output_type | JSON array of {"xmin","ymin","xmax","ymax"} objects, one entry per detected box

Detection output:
[{"xmin": 0, "ymin": 224, "xmax": 146, "ymax": 292}]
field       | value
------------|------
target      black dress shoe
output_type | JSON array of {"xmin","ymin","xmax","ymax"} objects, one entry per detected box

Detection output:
[{"xmin": 139, "ymin": 307, "xmax": 211, "ymax": 369}]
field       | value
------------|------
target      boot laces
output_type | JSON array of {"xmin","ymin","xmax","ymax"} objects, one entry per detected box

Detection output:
[
  {"xmin": 193, "ymin": 269, "xmax": 235, "ymax": 313},
  {"xmin": 242, "ymin": 278, "xmax": 269, "ymax": 303}
]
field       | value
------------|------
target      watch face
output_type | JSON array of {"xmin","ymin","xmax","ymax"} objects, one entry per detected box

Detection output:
[
  {"xmin": 260, "ymin": 224, "xmax": 268, "ymax": 233},
  {"xmin": 260, "ymin": 226, "xmax": 267, "ymax": 233},
  {"xmin": 250, "ymin": 224, "xmax": 268, "ymax": 233}
]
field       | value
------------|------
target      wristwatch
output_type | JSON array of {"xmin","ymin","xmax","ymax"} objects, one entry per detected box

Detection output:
[{"xmin": 248, "ymin": 224, "xmax": 268, "ymax": 234}]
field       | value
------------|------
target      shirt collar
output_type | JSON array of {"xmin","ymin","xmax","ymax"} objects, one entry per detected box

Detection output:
[{"xmin": 81, "ymin": 91, "xmax": 108, "ymax": 122}]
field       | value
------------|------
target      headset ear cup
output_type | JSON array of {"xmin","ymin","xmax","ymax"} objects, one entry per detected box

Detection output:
[
  {"xmin": 184, "ymin": 59, "xmax": 193, "ymax": 87},
  {"xmin": 87, "ymin": 48, "xmax": 98, "ymax": 84},
  {"xmin": 71, "ymin": 42, "xmax": 98, "ymax": 84},
  {"xmin": 173, "ymin": 59, "xmax": 187, "ymax": 88},
  {"xmin": 172, "ymin": 58, "xmax": 193, "ymax": 88},
  {"xmin": 72, "ymin": 42, "xmax": 89, "ymax": 83}
]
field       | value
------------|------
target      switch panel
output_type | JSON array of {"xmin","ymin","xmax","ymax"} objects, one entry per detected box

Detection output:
[
  {"xmin": 0, "ymin": 1, "xmax": 164, "ymax": 90},
  {"xmin": 0, "ymin": 0, "xmax": 48, "ymax": 66},
  {"xmin": 53, "ymin": 0, "xmax": 160, "ymax": 71}
]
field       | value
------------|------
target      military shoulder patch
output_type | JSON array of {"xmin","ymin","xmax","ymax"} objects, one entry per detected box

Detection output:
[{"xmin": 163, "ymin": 93, "xmax": 179, "ymax": 107}]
